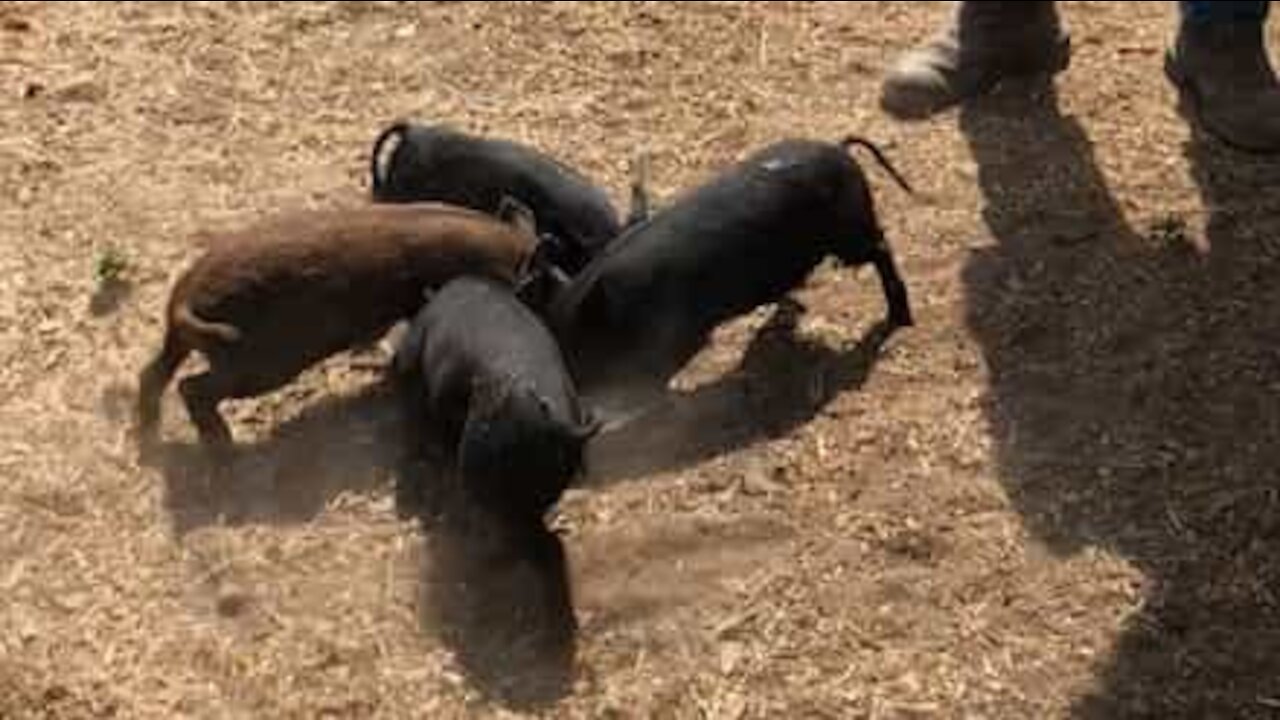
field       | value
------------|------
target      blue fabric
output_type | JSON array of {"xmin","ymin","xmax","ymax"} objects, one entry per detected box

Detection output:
[{"xmin": 1181, "ymin": 1, "xmax": 1269, "ymax": 22}]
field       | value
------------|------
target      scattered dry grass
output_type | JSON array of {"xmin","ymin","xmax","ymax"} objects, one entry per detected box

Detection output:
[{"xmin": 2, "ymin": 2, "xmax": 1278, "ymax": 718}]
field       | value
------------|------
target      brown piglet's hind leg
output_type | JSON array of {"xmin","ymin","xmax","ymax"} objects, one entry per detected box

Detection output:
[
  {"xmin": 135, "ymin": 330, "xmax": 190, "ymax": 460},
  {"xmin": 178, "ymin": 371, "xmax": 237, "ymax": 470}
]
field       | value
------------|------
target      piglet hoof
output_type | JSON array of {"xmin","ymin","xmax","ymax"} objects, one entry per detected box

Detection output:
[
  {"xmin": 889, "ymin": 305, "xmax": 915, "ymax": 329},
  {"xmin": 885, "ymin": 285, "xmax": 915, "ymax": 329}
]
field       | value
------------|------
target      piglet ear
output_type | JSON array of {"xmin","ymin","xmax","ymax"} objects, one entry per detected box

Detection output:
[{"xmin": 497, "ymin": 195, "xmax": 538, "ymax": 236}]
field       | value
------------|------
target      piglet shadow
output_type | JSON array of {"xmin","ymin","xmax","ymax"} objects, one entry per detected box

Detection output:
[
  {"xmin": 414, "ymin": 487, "xmax": 578, "ymax": 711},
  {"xmin": 586, "ymin": 299, "xmax": 896, "ymax": 485},
  {"xmin": 155, "ymin": 381, "xmax": 405, "ymax": 536}
]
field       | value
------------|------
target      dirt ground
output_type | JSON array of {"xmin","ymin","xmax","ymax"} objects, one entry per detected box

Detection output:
[{"xmin": 2, "ymin": 1, "xmax": 1279, "ymax": 718}]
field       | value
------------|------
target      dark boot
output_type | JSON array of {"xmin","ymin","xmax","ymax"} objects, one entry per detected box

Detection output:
[
  {"xmin": 880, "ymin": 1, "xmax": 1071, "ymax": 120},
  {"xmin": 1165, "ymin": 19, "xmax": 1280, "ymax": 154}
]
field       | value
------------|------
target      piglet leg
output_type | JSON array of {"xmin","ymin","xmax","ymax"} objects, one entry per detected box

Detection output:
[
  {"xmin": 870, "ymin": 246, "xmax": 914, "ymax": 328},
  {"xmin": 178, "ymin": 372, "xmax": 236, "ymax": 470}
]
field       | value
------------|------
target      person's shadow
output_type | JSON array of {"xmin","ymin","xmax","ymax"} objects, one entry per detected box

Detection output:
[{"xmin": 960, "ymin": 84, "xmax": 1280, "ymax": 718}]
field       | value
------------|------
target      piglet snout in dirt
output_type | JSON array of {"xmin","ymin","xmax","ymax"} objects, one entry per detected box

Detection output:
[{"xmin": 392, "ymin": 275, "xmax": 598, "ymax": 526}]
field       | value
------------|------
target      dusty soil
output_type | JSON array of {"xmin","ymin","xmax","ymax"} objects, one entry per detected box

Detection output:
[{"xmin": 2, "ymin": 2, "xmax": 1279, "ymax": 718}]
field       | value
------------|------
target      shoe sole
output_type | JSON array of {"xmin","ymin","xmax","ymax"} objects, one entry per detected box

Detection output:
[
  {"xmin": 1164, "ymin": 50, "xmax": 1280, "ymax": 155},
  {"xmin": 882, "ymin": 34, "xmax": 1073, "ymax": 121}
]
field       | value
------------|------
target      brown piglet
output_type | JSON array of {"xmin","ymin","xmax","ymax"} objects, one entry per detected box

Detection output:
[{"xmin": 135, "ymin": 201, "xmax": 539, "ymax": 466}]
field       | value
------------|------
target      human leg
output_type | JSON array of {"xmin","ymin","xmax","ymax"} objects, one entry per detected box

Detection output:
[
  {"xmin": 879, "ymin": 1, "xmax": 1070, "ymax": 120},
  {"xmin": 1167, "ymin": 1, "xmax": 1280, "ymax": 153}
]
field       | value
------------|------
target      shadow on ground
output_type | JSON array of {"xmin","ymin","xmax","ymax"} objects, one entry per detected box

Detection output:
[
  {"xmin": 410, "ymin": 470, "xmax": 579, "ymax": 712},
  {"xmin": 960, "ymin": 85, "xmax": 1280, "ymax": 718},
  {"xmin": 586, "ymin": 299, "xmax": 895, "ymax": 485},
  {"xmin": 155, "ymin": 381, "xmax": 404, "ymax": 535},
  {"xmin": 149, "ymin": 279, "xmax": 896, "ymax": 531},
  {"xmin": 152, "ymin": 370, "xmax": 580, "ymax": 710}
]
